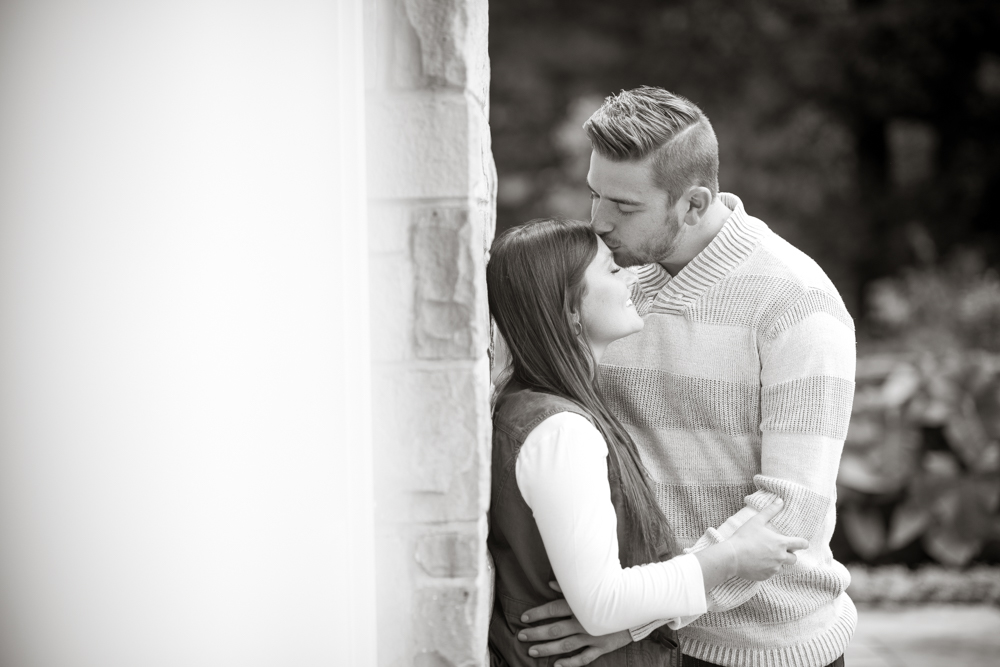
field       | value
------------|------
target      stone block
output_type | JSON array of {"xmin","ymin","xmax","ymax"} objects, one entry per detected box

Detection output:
[
  {"xmin": 415, "ymin": 530, "xmax": 478, "ymax": 578},
  {"xmin": 366, "ymin": 0, "xmax": 490, "ymax": 103},
  {"xmin": 373, "ymin": 524, "xmax": 416, "ymax": 666},
  {"xmin": 475, "ymin": 198, "xmax": 495, "ymax": 257},
  {"xmin": 367, "ymin": 91, "xmax": 494, "ymax": 202},
  {"xmin": 412, "ymin": 206, "xmax": 488, "ymax": 360},
  {"xmin": 368, "ymin": 201, "xmax": 412, "ymax": 255},
  {"xmin": 370, "ymin": 358, "xmax": 491, "ymax": 523},
  {"xmin": 367, "ymin": 92, "xmax": 474, "ymax": 200},
  {"xmin": 369, "ymin": 254, "xmax": 413, "ymax": 362},
  {"xmin": 471, "ymin": 105, "xmax": 497, "ymax": 223},
  {"xmin": 401, "ymin": 0, "xmax": 467, "ymax": 89},
  {"xmin": 414, "ymin": 584, "xmax": 483, "ymax": 667}
]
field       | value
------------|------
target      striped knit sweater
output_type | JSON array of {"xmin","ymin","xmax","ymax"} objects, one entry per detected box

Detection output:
[{"xmin": 600, "ymin": 193, "xmax": 857, "ymax": 667}]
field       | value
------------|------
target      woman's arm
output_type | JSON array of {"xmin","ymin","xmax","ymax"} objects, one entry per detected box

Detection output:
[
  {"xmin": 517, "ymin": 413, "xmax": 806, "ymax": 637},
  {"xmin": 516, "ymin": 412, "xmax": 707, "ymax": 636}
]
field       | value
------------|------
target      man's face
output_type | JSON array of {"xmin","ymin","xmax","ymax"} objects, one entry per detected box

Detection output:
[{"xmin": 587, "ymin": 151, "xmax": 681, "ymax": 267}]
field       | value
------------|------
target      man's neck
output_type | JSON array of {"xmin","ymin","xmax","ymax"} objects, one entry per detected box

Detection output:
[{"xmin": 659, "ymin": 198, "xmax": 733, "ymax": 276}]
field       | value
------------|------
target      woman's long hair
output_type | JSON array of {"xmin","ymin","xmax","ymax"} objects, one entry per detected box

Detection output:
[{"xmin": 487, "ymin": 218, "xmax": 675, "ymax": 566}]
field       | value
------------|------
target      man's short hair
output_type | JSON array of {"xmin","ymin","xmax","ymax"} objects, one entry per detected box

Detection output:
[{"xmin": 584, "ymin": 86, "xmax": 719, "ymax": 203}]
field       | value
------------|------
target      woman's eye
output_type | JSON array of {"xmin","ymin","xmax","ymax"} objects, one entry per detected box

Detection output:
[{"xmin": 611, "ymin": 267, "xmax": 621, "ymax": 274}]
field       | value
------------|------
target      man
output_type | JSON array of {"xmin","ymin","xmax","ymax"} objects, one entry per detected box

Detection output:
[{"xmin": 517, "ymin": 87, "xmax": 856, "ymax": 667}]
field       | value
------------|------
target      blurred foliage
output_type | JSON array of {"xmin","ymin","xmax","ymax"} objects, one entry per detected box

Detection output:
[
  {"xmin": 837, "ymin": 347, "xmax": 1000, "ymax": 566},
  {"xmin": 835, "ymin": 254, "xmax": 1000, "ymax": 567},
  {"xmin": 490, "ymin": 0, "xmax": 1000, "ymax": 315},
  {"xmin": 846, "ymin": 564, "xmax": 1000, "ymax": 603},
  {"xmin": 866, "ymin": 246, "xmax": 1000, "ymax": 352}
]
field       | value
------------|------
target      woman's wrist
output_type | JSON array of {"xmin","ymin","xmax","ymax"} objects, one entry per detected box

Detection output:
[
  {"xmin": 722, "ymin": 538, "xmax": 738, "ymax": 581},
  {"xmin": 693, "ymin": 541, "xmax": 738, "ymax": 593}
]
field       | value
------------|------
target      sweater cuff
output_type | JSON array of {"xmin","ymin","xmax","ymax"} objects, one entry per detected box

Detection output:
[
  {"xmin": 705, "ymin": 576, "xmax": 759, "ymax": 612},
  {"xmin": 683, "ymin": 527, "xmax": 761, "ymax": 612},
  {"xmin": 629, "ymin": 618, "xmax": 669, "ymax": 642}
]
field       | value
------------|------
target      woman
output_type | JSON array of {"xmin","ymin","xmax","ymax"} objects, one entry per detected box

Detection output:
[{"xmin": 486, "ymin": 218, "xmax": 807, "ymax": 667}]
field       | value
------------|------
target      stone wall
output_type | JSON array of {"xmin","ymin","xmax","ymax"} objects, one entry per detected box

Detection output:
[{"xmin": 365, "ymin": 1, "xmax": 496, "ymax": 665}]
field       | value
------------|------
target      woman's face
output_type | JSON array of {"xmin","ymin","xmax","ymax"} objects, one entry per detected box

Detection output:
[{"xmin": 579, "ymin": 237, "xmax": 644, "ymax": 355}]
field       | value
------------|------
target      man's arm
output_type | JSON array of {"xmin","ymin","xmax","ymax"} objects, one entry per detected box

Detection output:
[{"xmin": 686, "ymin": 290, "xmax": 856, "ymax": 611}]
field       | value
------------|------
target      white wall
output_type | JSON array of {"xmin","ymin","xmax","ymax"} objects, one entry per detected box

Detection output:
[
  {"xmin": 365, "ymin": 1, "xmax": 495, "ymax": 665},
  {"xmin": 0, "ymin": 1, "xmax": 375, "ymax": 665}
]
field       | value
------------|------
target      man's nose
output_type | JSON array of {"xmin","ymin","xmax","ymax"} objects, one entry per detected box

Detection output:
[{"xmin": 590, "ymin": 200, "xmax": 614, "ymax": 234}]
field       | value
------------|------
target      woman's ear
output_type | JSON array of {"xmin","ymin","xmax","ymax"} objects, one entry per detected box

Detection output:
[{"xmin": 568, "ymin": 310, "xmax": 583, "ymax": 337}]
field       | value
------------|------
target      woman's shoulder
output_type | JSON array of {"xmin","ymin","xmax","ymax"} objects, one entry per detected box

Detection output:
[{"xmin": 493, "ymin": 383, "xmax": 594, "ymax": 440}]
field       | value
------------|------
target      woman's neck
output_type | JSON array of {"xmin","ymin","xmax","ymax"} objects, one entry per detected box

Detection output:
[{"xmin": 589, "ymin": 341, "xmax": 606, "ymax": 366}]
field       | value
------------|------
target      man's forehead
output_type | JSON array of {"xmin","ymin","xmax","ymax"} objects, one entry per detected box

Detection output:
[{"xmin": 587, "ymin": 151, "xmax": 657, "ymax": 196}]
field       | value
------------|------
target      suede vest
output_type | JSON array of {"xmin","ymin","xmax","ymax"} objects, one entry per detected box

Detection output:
[{"xmin": 487, "ymin": 382, "xmax": 680, "ymax": 667}]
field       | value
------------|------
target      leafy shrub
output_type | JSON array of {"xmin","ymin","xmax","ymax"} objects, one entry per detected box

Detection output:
[
  {"xmin": 836, "ymin": 253, "xmax": 1000, "ymax": 567},
  {"xmin": 846, "ymin": 564, "xmax": 1000, "ymax": 604}
]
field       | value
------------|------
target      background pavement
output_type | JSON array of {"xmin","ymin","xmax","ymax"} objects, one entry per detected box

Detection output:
[{"xmin": 845, "ymin": 604, "xmax": 1000, "ymax": 667}]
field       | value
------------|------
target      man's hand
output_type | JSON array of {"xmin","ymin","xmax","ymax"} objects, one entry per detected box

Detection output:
[{"xmin": 517, "ymin": 584, "xmax": 632, "ymax": 667}]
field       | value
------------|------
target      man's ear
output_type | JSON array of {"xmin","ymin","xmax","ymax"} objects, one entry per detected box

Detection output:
[{"xmin": 681, "ymin": 187, "xmax": 713, "ymax": 226}]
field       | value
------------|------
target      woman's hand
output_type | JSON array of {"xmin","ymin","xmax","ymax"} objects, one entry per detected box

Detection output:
[{"xmin": 727, "ymin": 499, "xmax": 809, "ymax": 581}]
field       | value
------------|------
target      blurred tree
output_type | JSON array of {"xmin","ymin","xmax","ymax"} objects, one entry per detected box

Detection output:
[{"xmin": 490, "ymin": 0, "xmax": 1000, "ymax": 318}]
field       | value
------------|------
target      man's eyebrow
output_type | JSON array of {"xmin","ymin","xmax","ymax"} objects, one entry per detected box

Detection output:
[{"xmin": 586, "ymin": 183, "xmax": 642, "ymax": 207}]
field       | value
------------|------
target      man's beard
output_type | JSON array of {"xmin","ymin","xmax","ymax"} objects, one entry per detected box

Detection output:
[{"xmin": 611, "ymin": 211, "xmax": 681, "ymax": 268}]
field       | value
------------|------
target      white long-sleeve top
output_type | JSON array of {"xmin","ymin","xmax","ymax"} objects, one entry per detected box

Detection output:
[{"xmin": 515, "ymin": 411, "xmax": 707, "ymax": 637}]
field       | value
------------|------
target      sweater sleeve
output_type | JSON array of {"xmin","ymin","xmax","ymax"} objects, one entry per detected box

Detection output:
[
  {"xmin": 516, "ymin": 412, "xmax": 707, "ymax": 636},
  {"xmin": 685, "ymin": 295, "xmax": 856, "ymax": 611}
]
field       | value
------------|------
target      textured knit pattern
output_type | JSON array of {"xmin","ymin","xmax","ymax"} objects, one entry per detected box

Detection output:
[{"xmin": 600, "ymin": 193, "xmax": 857, "ymax": 667}]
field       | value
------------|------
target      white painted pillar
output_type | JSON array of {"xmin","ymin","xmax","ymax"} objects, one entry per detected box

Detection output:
[{"xmin": 0, "ymin": 1, "xmax": 375, "ymax": 665}]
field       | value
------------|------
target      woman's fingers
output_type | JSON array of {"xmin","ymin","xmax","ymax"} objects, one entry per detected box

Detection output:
[
  {"xmin": 785, "ymin": 536, "xmax": 810, "ymax": 552},
  {"xmin": 754, "ymin": 497, "xmax": 784, "ymax": 523}
]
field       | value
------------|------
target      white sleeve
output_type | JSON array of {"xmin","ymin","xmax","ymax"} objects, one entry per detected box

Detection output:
[{"xmin": 516, "ymin": 412, "xmax": 707, "ymax": 636}]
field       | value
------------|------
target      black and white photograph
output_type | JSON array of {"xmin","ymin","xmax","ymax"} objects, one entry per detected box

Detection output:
[{"xmin": 0, "ymin": 1, "xmax": 997, "ymax": 666}]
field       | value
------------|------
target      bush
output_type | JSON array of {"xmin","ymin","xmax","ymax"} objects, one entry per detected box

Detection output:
[
  {"xmin": 836, "ymin": 253, "xmax": 1000, "ymax": 567},
  {"xmin": 846, "ymin": 564, "xmax": 1000, "ymax": 604}
]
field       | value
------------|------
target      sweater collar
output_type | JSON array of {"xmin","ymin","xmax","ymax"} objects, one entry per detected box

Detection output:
[{"xmin": 635, "ymin": 193, "xmax": 766, "ymax": 314}]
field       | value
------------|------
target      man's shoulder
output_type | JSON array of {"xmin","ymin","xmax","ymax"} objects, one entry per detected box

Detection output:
[
  {"xmin": 737, "ymin": 221, "xmax": 841, "ymax": 298},
  {"xmin": 728, "ymin": 222, "xmax": 854, "ymax": 336}
]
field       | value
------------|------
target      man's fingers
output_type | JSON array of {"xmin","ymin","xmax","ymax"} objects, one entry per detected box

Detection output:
[
  {"xmin": 526, "ymin": 634, "xmax": 586, "ymax": 658},
  {"xmin": 754, "ymin": 498, "xmax": 784, "ymax": 523},
  {"xmin": 549, "ymin": 580, "xmax": 563, "ymax": 594},
  {"xmin": 786, "ymin": 536, "xmax": 810, "ymax": 552},
  {"xmin": 517, "ymin": 618, "xmax": 584, "ymax": 642},
  {"xmin": 784, "ymin": 551, "xmax": 798, "ymax": 566},
  {"xmin": 555, "ymin": 646, "xmax": 606, "ymax": 667},
  {"xmin": 521, "ymin": 598, "xmax": 572, "ymax": 623}
]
